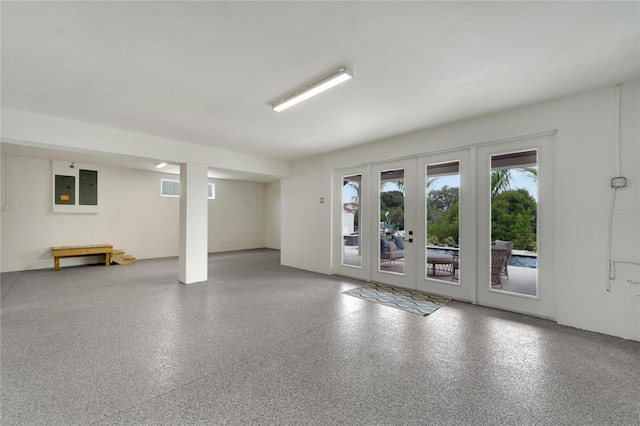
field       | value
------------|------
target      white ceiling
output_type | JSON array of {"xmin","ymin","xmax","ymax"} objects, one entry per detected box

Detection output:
[{"xmin": 2, "ymin": 1, "xmax": 639, "ymax": 166}]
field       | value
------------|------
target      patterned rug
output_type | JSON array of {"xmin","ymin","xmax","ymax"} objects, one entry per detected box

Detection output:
[{"xmin": 343, "ymin": 283, "xmax": 451, "ymax": 315}]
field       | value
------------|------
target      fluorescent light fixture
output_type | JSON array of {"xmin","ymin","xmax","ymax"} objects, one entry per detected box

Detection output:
[
  {"xmin": 156, "ymin": 162, "xmax": 168, "ymax": 169},
  {"xmin": 272, "ymin": 67, "xmax": 353, "ymax": 112}
]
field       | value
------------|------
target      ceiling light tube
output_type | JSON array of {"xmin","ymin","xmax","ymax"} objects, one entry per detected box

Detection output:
[
  {"xmin": 272, "ymin": 67, "xmax": 353, "ymax": 112},
  {"xmin": 156, "ymin": 162, "xmax": 168, "ymax": 169}
]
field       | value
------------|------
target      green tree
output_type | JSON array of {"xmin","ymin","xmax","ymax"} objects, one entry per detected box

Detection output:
[
  {"xmin": 380, "ymin": 190, "xmax": 404, "ymax": 210},
  {"xmin": 428, "ymin": 201, "xmax": 460, "ymax": 244},
  {"xmin": 387, "ymin": 206, "xmax": 404, "ymax": 226},
  {"xmin": 379, "ymin": 190, "xmax": 405, "ymax": 228},
  {"xmin": 428, "ymin": 185, "xmax": 459, "ymax": 212},
  {"xmin": 491, "ymin": 189, "xmax": 537, "ymax": 250}
]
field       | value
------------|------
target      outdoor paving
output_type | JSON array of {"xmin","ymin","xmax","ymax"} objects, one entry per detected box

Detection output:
[{"xmin": 341, "ymin": 245, "xmax": 537, "ymax": 296}]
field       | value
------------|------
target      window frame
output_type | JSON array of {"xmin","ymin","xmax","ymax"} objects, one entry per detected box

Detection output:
[
  {"xmin": 160, "ymin": 179, "xmax": 181, "ymax": 197},
  {"xmin": 160, "ymin": 179, "xmax": 215, "ymax": 199}
]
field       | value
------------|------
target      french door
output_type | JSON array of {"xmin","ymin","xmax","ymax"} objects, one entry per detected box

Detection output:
[
  {"xmin": 367, "ymin": 154, "xmax": 472, "ymax": 299},
  {"xmin": 416, "ymin": 150, "xmax": 474, "ymax": 301},
  {"xmin": 333, "ymin": 166, "xmax": 370, "ymax": 281},
  {"xmin": 370, "ymin": 159, "xmax": 416, "ymax": 288},
  {"xmin": 333, "ymin": 134, "xmax": 555, "ymax": 319},
  {"xmin": 476, "ymin": 135, "xmax": 555, "ymax": 319}
]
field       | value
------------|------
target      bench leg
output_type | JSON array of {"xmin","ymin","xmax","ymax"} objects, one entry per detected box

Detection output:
[
  {"xmin": 105, "ymin": 253, "xmax": 111, "ymax": 266},
  {"xmin": 54, "ymin": 257, "xmax": 60, "ymax": 271}
]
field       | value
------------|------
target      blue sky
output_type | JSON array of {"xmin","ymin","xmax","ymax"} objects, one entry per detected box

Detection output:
[
  {"xmin": 430, "ymin": 170, "xmax": 537, "ymax": 200},
  {"xmin": 343, "ymin": 168, "xmax": 538, "ymax": 203}
]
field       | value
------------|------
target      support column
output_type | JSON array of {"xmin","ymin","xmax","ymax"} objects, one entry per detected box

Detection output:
[{"xmin": 179, "ymin": 162, "xmax": 208, "ymax": 284}]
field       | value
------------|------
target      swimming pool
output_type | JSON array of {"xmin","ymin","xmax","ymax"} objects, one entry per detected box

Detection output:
[
  {"xmin": 508, "ymin": 255, "xmax": 537, "ymax": 268},
  {"xmin": 427, "ymin": 248, "xmax": 537, "ymax": 269}
]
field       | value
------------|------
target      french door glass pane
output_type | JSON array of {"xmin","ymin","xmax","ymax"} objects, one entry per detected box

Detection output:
[
  {"xmin": 379, "ymin": 169, "xmax": 405, "ymax": 275},
  {"xmin": 342, "ymin": 174, "xmax": 361, "ymax": 267},
  {"xmin": 425, "ymin": 161, "xmax": 460, "ymax": 282},
  {"xmin": 489, "ymin": 150, "xmax": 538, "ymax": 296}
]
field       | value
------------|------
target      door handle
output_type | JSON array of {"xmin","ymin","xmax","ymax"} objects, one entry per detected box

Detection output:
[{"xmin": 404, "ymin": 238, "xmax": 413, "ymax": 243}]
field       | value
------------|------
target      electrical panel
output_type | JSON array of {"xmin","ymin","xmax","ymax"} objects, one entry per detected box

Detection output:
[
  {"xmin": 79, "ymin": 169, "xmax": 98, "ymax": 205},
  {"xmin": 52, "ymin": 161, "xmax": 99, "ymax": 213},
  {"xmin": 54, "ymin": 175, "xmax": 75, "ymax": 205}
]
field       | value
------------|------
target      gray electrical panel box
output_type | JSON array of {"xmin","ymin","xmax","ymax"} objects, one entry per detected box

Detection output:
[
  {"xmin": 79, "ymin": 169, "xmax": 98, "ymax": 206},
  {"xmin": 55, "ymin": 175, "xmax": 75, "ymax": 205}
]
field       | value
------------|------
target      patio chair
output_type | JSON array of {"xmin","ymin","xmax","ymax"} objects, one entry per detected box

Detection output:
[
  {"xmin": 493, "ymin": 240, "xmax": 514, "ymax": 279},
  {"xmin": 491, "ymin": 247, "xmax": 510, "ymax": 288},
  {"xmin": 380, "ymin": 236, "xmax": 404, "ymax": 267}
]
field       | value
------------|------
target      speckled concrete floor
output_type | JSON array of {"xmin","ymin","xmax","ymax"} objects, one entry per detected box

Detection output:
[{"xmin": 1, "ymin": 249, "xmax": 639, "ymax": 425}]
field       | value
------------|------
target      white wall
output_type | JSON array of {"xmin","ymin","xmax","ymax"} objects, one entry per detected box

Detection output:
[
  {"xmin": 264, "ymin": 181, "xmax": 281, "ymax": 249},
  {"xmin": 281, "ymin": 81, "xmax": 640, "ymax": 341},
  {"xmin": 0, "ymin": 156, "xmax": 271, "ymax": 272},
  {"xmin": 281, "ymin": 157, "xmax": 331, "ymax": 274},
  {"xmin": 207, "ymin": 179, "xmax": 266, "ymax": 252}
]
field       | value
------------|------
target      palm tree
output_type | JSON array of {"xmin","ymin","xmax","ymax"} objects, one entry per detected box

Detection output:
[
  {"xmin": 347, "ymin": 182, "xmax": 360, "ymax": 204},
  {"xmin": 519, "ymin": 167, "xmax": 537, "ymax": 182},
  {"xmin": 426, "ymin": 177, "xmax": 438, "ymax": 191},
  {"xmin": 380, "ymin": 179, "xmax": 404, "ymax": 192},
  {"xmin": 425, "ymin": 177, "xmax": 440, "ymax": 222},
  {"xmin": 491, "ymin": 169, "xmax": 512, "ymax": 197}
]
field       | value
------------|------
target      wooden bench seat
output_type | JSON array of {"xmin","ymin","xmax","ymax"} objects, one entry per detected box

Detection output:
[{"xmin": 51, "ymin": 244, "xmax": 113, "ymax": 271}]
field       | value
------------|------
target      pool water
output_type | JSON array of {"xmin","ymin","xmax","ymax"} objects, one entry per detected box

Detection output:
[
  {"xmin": 508, "ymin": 255, "xmax": 537, "ymax": 268},
  {"xmin": 427, "ymin": 248, "xmax": 537, "ymax": 269}
]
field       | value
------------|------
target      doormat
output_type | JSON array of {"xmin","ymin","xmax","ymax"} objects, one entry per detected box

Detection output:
[{"xmin": 342, "ymin": 283, "xmax": 451, "ymax": 316}]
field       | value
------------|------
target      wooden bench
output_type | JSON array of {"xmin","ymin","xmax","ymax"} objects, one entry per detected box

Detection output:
[{"xmin": 51, "ymin": 244, "xmax": 113, "ymax": 271}]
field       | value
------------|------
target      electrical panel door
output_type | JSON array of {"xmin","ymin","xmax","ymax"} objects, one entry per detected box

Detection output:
[
  {"xmin": 79, "ymin": 169, "xmax": 98, "ymax": 205},
  {"xmin": 55, "ymin": 175, "xmax": 75, "ymax": 205}
]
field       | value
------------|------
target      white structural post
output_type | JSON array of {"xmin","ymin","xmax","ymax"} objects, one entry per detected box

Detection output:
[{"xmin": 179, "ymin": 162, "xmax": 208, "ymax": 284}]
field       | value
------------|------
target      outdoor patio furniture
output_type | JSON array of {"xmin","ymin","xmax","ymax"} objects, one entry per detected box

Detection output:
[
  {"xmin": 494, "ymin": 240, "xmax": 514, "ymax": 279},
  {"xmin": 344, "ymin": 234, "xmax": 359, "ymax": 246},
  {"xmin": 381, "ymin": 237, "xmax": 404, "ymax": 266},
  {"xmin": 426, "ymin": 253, "xmax": 455, "ymax": 277},
  {"xmin": 452, "ymin": 253, "xmax": 459, "ymax": 281},
  {"xmin": 491, "ymin": 247, "xmax": 510, "ymax": 287}
]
